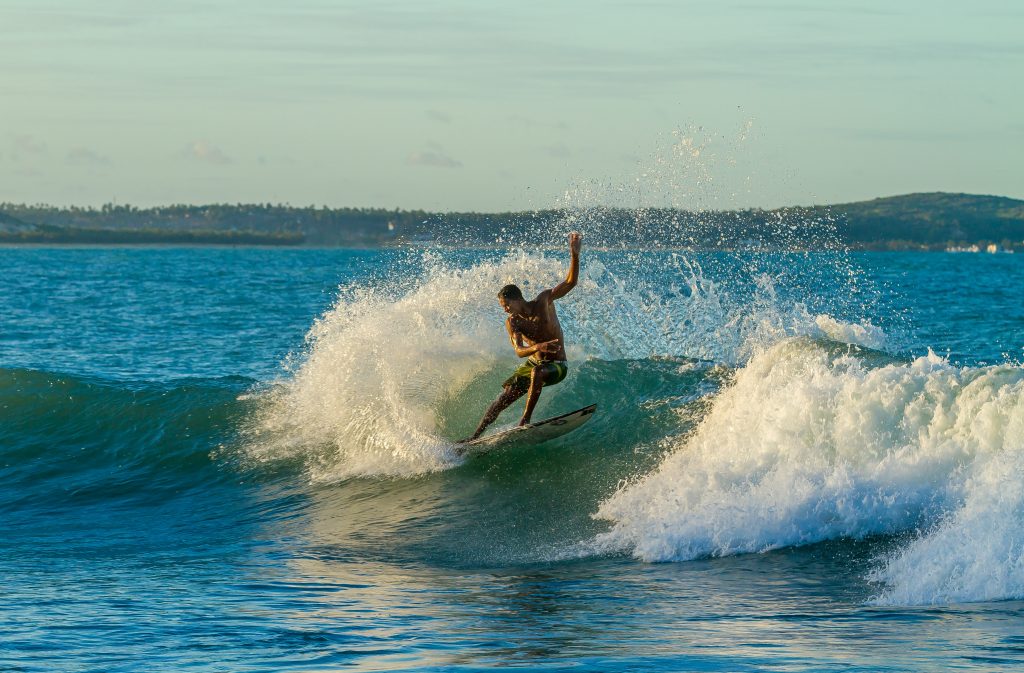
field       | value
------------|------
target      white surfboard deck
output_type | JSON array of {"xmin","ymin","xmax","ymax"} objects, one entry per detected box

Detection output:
[{"xmin": 457, "ymin": 404, "xmax": 597, "ymax": 457}]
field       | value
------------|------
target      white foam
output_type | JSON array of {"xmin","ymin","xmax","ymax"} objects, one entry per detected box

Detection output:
[
  {"xmin": 592, "ymin": 339, "xmax": 1024, "ymax": 604},
  {"xmin": 812, "ymin": 314, "xmax": 888, "ymax": 350}
]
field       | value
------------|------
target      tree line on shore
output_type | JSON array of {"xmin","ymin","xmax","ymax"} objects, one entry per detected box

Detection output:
[{"xmin": 2, "ymin": 192, "xmax": 1022, "ymax": 250}]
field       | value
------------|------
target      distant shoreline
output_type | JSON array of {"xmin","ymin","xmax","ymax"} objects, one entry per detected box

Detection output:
[{"xmin": 2, "ymin": 192, "xmax": 1023, "ymax": 251}]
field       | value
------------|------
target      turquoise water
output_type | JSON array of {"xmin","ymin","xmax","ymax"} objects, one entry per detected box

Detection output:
[{"xmin": 3, "ymin": 247, "xmax": 1024, "ymax": 672}]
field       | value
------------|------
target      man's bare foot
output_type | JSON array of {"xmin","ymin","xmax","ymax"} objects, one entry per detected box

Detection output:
[{"xmin": 518, "ymin": 419, "xmax": 532, "ymax": 427}]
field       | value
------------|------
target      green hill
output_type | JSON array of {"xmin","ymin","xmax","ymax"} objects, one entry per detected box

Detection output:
[{"xmin": 823, "ymin": 192, "xmax": 1024, "ymax": 249}]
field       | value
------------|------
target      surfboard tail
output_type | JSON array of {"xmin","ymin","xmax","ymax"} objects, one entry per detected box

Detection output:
[{"xmin": 457, "ymin": 404, "xmax": 597, "ymax": 456}]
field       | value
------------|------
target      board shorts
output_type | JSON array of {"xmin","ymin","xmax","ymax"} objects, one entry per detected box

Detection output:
[{"xmin": 503, "ymin": 358, "xmax": 568, "ymax": 390}]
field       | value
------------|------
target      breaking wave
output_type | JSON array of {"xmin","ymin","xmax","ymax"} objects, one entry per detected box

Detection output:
[{"xmin": 591, "ymin": 338, "xmax": 1024, "ymax": 605}]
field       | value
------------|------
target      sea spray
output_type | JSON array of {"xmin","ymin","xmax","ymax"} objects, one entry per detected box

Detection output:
[
  {"xmin": 242, "ymin": 255, "xmax": 530, "ymax": 480},
  {"xmin": 242, "ymin": 248, "xmax": 884, "ymax": 481}
]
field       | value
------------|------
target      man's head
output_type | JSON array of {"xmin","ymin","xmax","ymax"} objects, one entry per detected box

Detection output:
[{"xmin": 498, "ymin": 284, "xmax": 528, "ymax": 315}]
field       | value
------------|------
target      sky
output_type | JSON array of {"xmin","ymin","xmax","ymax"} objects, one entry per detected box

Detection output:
[{"xmin": 2, "ymin": 0, "xmax": 1022, "ymax": 211}]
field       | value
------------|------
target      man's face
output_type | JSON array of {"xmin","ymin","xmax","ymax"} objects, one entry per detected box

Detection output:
[{"xmin": 499, "ymin": 296, "xmax": 526, "ymax": 315}]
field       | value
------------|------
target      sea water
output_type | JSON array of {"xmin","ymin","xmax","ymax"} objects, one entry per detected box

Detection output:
[{"xmin": 2, "ymin": 246, "xmax": 1024, "ymax": 672}]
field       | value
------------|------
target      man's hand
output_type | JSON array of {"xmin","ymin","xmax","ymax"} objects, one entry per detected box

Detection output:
[
  {"xmin": 569, "ymin": 232, "xmax": 582, "ymax": 256},
  {"xmin": 537, "ymin": 339, "xmax": 561, "ymax": 355}
]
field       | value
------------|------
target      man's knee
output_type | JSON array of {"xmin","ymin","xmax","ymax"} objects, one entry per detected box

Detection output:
[{"xmin": 503, "ymin": 383, "xmax": 527, "ymax": 400}]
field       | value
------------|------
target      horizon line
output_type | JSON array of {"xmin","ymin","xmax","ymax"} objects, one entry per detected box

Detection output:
[{"xmin": 2, "ymin": 190, "xmax": 1019, "ymax": 215}]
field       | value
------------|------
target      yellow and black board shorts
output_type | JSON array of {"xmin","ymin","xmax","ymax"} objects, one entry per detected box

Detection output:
[{"xmin": 503, "ymin": 359, "xmax": 568, "ymax": 389}]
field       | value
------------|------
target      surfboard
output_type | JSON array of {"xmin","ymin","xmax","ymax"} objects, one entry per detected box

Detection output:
[{"xmin": 457, "ymin": 404, "xmax": 597, "ymax": 457}]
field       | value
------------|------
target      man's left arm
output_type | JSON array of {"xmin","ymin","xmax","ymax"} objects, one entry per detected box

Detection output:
[{"xmin": 550, "ymin": 232, "xmax": 581, "ymax": 300}]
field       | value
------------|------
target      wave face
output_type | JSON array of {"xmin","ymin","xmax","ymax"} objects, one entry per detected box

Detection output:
[
  {"xmin": 592, "ymin": 338, "xmax": 1024, "ymax": 604},
  {"xmin": 241, "ymin": 250, "xmax": 882, "ymax": 481},
  {"xmin": 0, "ymin": 367, "xmax": 251, "ymax": 513}
]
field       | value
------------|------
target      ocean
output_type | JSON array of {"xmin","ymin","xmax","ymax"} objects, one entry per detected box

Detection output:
[{"xmin": 3, "ymin": 245, "xmax": 1024, "ymax": 672}]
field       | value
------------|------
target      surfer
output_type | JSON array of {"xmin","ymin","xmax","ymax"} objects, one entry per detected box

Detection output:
[{"xmin": 462, "ymin": 232, "xmax": 582, "ymax": 441}]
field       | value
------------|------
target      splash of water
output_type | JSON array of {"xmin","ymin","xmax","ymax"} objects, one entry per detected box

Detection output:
[{"xmin": 241, "ymin": 246, "xmax": 883, "ymax": 482}]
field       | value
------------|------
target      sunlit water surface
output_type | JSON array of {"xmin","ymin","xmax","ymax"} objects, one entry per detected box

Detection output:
[{"xmin": 3, "ymin": 248, "xmax": 1024, "ymax": 672}]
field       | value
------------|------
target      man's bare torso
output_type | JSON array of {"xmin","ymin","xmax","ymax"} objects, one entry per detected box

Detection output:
[{"xmin": 507, "ymin": 289, "xmax": 567, "ymax": 361}]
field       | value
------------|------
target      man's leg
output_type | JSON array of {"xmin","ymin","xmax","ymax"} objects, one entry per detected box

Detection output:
[
  {"xmin": 465, "ymin": 383, "xmax": 527, "ymax": 441},
  {"xmin": 519, "ymin": 366, "xmax": 549, "ymax": 426}
]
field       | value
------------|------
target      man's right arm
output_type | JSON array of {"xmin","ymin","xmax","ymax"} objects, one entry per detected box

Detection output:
[{"xmin": 550, "ymin": 232, "xmax": 581, "ymax": 300}]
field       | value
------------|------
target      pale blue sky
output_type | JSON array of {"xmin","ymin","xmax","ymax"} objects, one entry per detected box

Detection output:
[{"xmin": 2, "ymin": 0, "xmax": 1021, "ymax": 211}]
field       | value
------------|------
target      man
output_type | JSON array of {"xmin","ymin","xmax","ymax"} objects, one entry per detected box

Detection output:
[{"xmin": 463, "ymin": 232, "xmax": 582, "ymax": 441}]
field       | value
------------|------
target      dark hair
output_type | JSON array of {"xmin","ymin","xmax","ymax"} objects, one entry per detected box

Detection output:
[{"xmin": 498, "ymin": 284, "xmax": 524, "ymax": 302}]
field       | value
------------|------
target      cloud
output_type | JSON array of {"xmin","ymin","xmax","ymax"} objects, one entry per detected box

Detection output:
[
  {"xmin": 426, "ymin": 109, "xmax": 451, "ymax": 123},
  {"xmin": 542, "ymin": 143, "xmax": 572, "ymax": 158},
  {"xmin": 256, "ymin": 154, "xmax": 297, "ymax": 166},
  {"xmin": 728, "ymin": 2, "xmax": 900, "ymax": 16},
  {"xmin": 66, "ymin": 147, "xmax": 111, "ymax": 165},
  {"xmin": 180, "ymin": 140, "xmax": 232, "ymax": 165},
  {"xmin": 407, "ymin": 150, "xmax": 462, "ymax": 168},
  {"xmin": 10, "ymin": 134, "xmax": 47, "ymax": 160},
  {"xmin": 509, "ymin": 115, "xmax": 570, "ymax": 131},
  {"xmin": 823, "ymin": 126, "xmax": 976, "ymax": 143}
]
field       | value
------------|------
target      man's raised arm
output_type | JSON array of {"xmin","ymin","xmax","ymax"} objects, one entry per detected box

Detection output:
[{"xmin": 550, "ymin": 232, "xmax": 581, "ymax": 300}]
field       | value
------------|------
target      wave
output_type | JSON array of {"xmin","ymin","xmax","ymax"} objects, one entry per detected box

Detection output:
[
  {"xmin": 13, "ymin": 247, "xmax": 1018, "ymax": 605},
  {"xmin": 241, "ymin": 251, "xmax": 883, "ymax": 481},
  {"xmin": 0, "ymin": 367, "xmax": 252, "ymax": 510},
  {"xmin": 590, "ymin": 338, "xmax": 1024, "ymax": 604}
]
